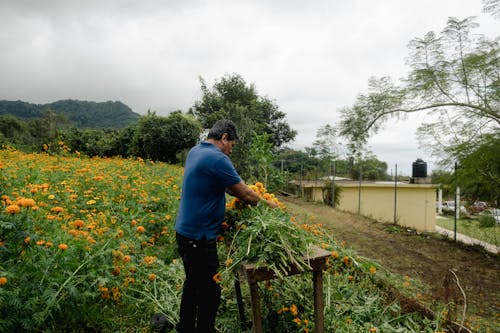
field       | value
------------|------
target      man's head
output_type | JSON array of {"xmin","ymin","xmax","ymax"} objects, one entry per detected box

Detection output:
[
  {"xmin": 207, "ymin": 119, "xmax": 239, "ymax": 156},
  {"xmin": 207, "ymin": 119, "xmax": 239, "ymax": 141}
]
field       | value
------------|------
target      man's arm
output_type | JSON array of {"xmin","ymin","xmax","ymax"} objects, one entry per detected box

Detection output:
[{"xmin": 227, "ymin": 181, "xmax": 279, "ymax": 208}]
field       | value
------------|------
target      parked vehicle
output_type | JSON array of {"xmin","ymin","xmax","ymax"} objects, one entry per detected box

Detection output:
[
  {"xmin": 469, "ymin": 201, "xmax": 488, "ymax": 214},
  {"xmin": 441, "ymin": 201, "xmax": 468, "ymax": 214}
]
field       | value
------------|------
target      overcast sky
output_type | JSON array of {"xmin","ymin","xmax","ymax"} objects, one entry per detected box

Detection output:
[{"xmin": 1, "ymin": 0, "xmax": 498, "ymax": 175}]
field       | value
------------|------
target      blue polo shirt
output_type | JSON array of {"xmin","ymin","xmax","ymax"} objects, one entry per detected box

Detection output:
[{"xmin": 175, "ymin": 141, "xmax": 241, "ymax": 240}]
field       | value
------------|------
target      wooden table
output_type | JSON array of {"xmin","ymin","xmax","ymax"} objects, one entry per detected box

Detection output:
[{"xmin": 239, "ymin": 245, "xmax": 331, "ymax": 333}]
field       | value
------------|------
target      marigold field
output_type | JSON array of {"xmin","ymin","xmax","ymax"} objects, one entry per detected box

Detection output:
[{"xmin": 0, "ymin": 148, "xmax": 448, "ymax": 332}]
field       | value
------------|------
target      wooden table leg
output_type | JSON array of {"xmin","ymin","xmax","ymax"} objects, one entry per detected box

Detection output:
[
  {"xmin": 313, "ymin": 269, "xmax": 324, "ymax": 333},
  {"xmin": 248, "ymin": 279, "xmax": 263, "ymax": 333}
]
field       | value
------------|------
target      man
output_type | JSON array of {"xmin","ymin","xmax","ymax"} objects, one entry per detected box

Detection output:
[{"xmin": 175, "ymin": 119, "xmax": 277, "ymax": 333}]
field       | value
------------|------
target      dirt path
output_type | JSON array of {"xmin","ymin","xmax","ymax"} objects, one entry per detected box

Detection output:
[{"xmin": 280, "ymin": 195, "xmax": 500, "ymax": 332}]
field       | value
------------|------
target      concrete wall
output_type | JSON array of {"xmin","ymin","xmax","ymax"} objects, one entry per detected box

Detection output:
[{"xmin": 290, "ymin": 181, "xmax": 436, "ymax": 232}]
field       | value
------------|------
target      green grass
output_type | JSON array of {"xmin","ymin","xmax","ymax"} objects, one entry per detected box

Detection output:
[{"xmin": 436, "ymin": 216, "xmax": 500, "ymax": 246}]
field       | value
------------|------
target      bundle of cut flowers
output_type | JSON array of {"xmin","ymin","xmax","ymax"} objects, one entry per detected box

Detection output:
[{"xmin": 220, "ymin": 182, "xmax": 327, "ymax": 279}]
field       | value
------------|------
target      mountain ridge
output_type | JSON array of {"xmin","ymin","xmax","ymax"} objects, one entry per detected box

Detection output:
[{"xmin": 0, "ymin": 99, "xmax": 141, "ymax": 129}]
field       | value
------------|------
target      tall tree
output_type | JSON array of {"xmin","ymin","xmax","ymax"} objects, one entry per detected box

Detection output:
[
  {"xmin": 190, "ymin": 73, "xmax": 297, "ymax": 177},
  {"xmin": 339, "ymin": 17, "xmax": 499, "ymax": 168},
  {"xmin": 132, "ymin": 111, "xmax": 201, "ymax": 163}
]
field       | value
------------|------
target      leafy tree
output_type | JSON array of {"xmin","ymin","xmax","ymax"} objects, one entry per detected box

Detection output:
[
  {"xmin": 132, "ymin": 111, "xmax": 201, "ymax": 163},
  {"xmin": 247, "ymin": 132, "xmax": 274, "ymax": 186},
  {"xmin": 0, "ymin": 114, "xmax": 30, "ymax": 145},
  {"xmin": 190, "ymin": 74, "xmax": 296, "ymax": 177},
  {"xmin": 454, "ymin": 133, "xmax": 500, "ymax": 204},
  {"xmin": 311, "ymin": 124, "xmax": 341, "ymax": 168},
  {"xmin": 339, "ymin": 17, "xmax": 499, "ymax": 165},
  {"xmin": 483, "ymin": 0, "xmax": 500, "ymax": 18}
]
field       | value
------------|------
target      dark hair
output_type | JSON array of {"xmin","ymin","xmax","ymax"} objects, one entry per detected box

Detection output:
[{"xmin": 207, "ymin": 119, "xmax": 239, "ymax": 141}]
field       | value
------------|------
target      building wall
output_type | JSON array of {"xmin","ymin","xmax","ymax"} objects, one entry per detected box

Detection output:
[{"xmin": 297, "ymin": 182, "xmax": 436, "ymax": 232}]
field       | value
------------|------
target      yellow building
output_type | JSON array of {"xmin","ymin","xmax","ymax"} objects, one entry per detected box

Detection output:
[{"xmin": 289, "ymin": 180, "xmax": 436, "ymax": 232}]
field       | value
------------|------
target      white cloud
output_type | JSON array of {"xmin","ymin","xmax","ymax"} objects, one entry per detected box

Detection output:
[{"xmin": 0, "ymin": 0, "xmax": 497, "ymax": 175}]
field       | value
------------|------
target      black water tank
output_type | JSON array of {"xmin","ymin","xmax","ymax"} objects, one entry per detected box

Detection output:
[{"xmin": 412, "ymin": 158, "xmax": 427, "ymax": 178}]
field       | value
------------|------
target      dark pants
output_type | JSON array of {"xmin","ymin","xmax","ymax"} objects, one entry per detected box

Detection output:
[{"xmin": 176, "ymin": 233, "xmax": 221, "ymax": 333}]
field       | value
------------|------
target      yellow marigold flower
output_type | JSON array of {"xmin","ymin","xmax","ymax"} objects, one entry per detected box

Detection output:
[
  {"xmin": 225, "ymin": 258, "xmax": 233, "ymax": 267},
  {"xmin": 144, "ymin": 256, "xmax": 157, "ymax": 265},
  {"xmin": 111, "ymin": 286, "xmax": 121, "ymax": 301},
  {"xmin": 0, "ymin": 277, "xmax": 7, "ymax": 286},
  {"xmin": 148, "ymin": 273, "xmax": 157, "ymax": 281},
  {"xmin": 5, "ymin": 204, "xmax": 20, "ymax": 214},
  {"xmin": 86, "ymin": 199, "xmax": 96, "ymax": 205},
  {"xmin": 136, "ymin": 226, "xmax": 145, "ymax": 233},
  {"xmin": 165, "ymin": 214, "xmax": 171, "ymax": 220},
  {"xmin": 213, "ymin": 272, "xmax": 222, "ymax": 284},
  {"xmin": 47, "ymin": 194, "xmax": 55, "ymax": 200},
  {"xmin": 58, "ymin": 243, "xmax": 69, "ymax": 251}
]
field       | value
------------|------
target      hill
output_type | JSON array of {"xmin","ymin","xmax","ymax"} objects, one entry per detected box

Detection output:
[{"xmin": 0, "ymin": 99, "xmax": 141, "ymax": 129}]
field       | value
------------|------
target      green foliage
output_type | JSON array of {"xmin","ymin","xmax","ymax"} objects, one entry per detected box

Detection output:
[
  {"xmin": 0, "ymin": 99, "xmax": 140, "ymax": 129},
  {"xmin": 131, "ymin": 111, "xmax": 201, "ymax": 163},
  {"xmin": 339, "ymin": 16, "xmax": 499, "ymax": 201},
  {"xmin": 322, "ymin": 181, "xmax": 343, "ymax": 207},
  {"xmin": 190, "ymin": 74, "xmax": 296, "ymax": 178}
]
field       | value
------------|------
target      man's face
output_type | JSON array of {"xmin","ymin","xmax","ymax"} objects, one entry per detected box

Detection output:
[
  {"xmin": 222, "ymin": 139, "xmax": 236, "ymax": 156},
  {"xmin": 221, "ymin": 134, "xmax": 236, "ymax": 156}
]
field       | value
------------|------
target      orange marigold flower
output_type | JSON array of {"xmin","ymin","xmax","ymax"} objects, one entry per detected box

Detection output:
[
  {"xmin": 136, "ymin": 226, "xmax": 145, "ymax": 233},
  {"xmin": 36, "ymin": 240, "xmax": 45, "ymax": 246},
  {"xmin": 45, "ymin": 241, "xmax": 53, "ymax": 248},
  {"xmin": 343, "ymin": 256, "xmax": 350, "ymax": 265},
  {"xmin": 0, "ymin": 277, "xmax": 7, "ymax": 286},
  {"xmin": 370, "ymin": 327, "xmax": 378, "ymax": 332},
  {"xmin": 348, "ymin": 275, "xmax": 354, "ymax": 281},
  {"xmin": 123, "ymin": 255, "xmax": 131, "ymax": 263},
  {"xmin": 213, "ymin": 272, "xmax": 222, "ymax": 284},
  {"xmin": 331, "ymin": 250, "xmax": 339, "ymax": 259},
  {"xmin": 369, "ymin": 266, "xmax": 377, "ymax": 274},
  {"xmin": 58, "ymin": 243, "xmax": 69, "ymax": 251},
  {"xmin": 225, "ymin": 258, "xmax": 233, "ymax": 267},
  {"xmin": 277, "ymin": 307, "xmax": 289, "ymax": 314},
  {"xmin": 24, "ymin": 236, "xmax": 31, "ymax": 244},
  {"xmin": 50, "ymin": 206, "xmax": 64, "ymax": 213},
  {"xmin": 148, "ymin": 273, "xmax": 157, "ymax": 281},
  {"xmin": 73, "ymin": 219, "xmax": 85, "ymax": 228},
  {"xmin": 290, "ymin": 304, "xmax": 298, "ymax": 316},
  {"xmin": 18, "ymin": 198, "xmax": 36, "ymax": 207},
  {"xmin": 5, "ymin": 204, "xmax": 20, "ymax": 214},
  {"xmin": 292, "ymin": 317, "xmax": 301, "ymax": 326}
]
